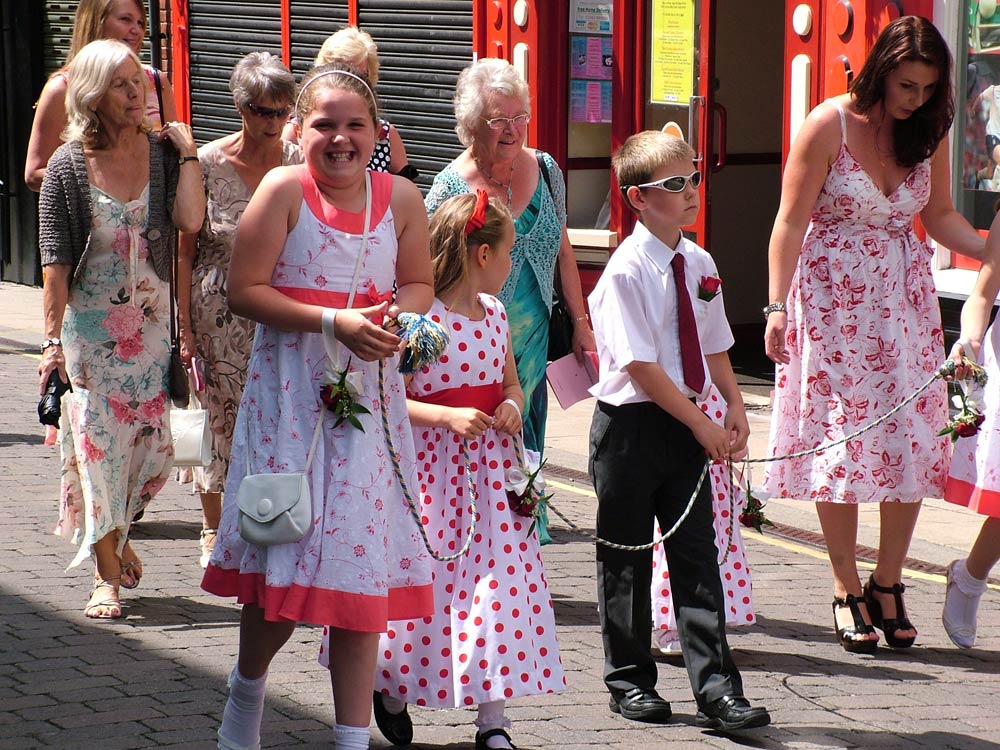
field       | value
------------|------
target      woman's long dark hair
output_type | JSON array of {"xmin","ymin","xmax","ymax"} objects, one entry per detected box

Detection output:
[{"xmin": 850, "ymin": 15, "xmax": 953, "ymax": 168}]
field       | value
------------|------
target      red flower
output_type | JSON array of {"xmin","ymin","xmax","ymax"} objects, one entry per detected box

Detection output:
[{"xmin": 698, "ymin": 275, "xmax": 722, "ymax": 301}]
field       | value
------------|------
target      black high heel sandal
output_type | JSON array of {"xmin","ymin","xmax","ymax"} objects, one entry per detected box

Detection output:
[
  {"xmin": 832, "ymin": 593, "xmax": 878, "ymax": 654},
  {"xmin": 863, "ymin": 574, "xmax": 917, "ymax": 649}
]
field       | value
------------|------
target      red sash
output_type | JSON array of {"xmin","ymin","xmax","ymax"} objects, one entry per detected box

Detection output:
[{"xmin": 410, "ymin": 383, "xmax": 503, "ymax": 413}]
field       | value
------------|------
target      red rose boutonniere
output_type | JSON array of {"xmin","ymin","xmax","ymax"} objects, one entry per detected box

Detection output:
[
  {"xmin": 698, "ymin": 275, "xmax": 722, "ymax": 301},
  {"xmin": 319, "ymin": 357, "xmax": 370, "ymax": 432}
]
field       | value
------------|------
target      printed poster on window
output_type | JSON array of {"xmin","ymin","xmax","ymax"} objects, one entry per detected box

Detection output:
[
  {"xmin": 571, "ymin": 0, "xmax": 613, "ymax": 34},
  {"xmin": 570, "ymin": 79, "xmax": 612, "ymax": 123},
  {"xmin": 650, "ymin": 0, "xmax": 695, "ymax": 104},
  {"xmin": 571, "ymin": 35, "xmax": 613, "ymax": 80}
]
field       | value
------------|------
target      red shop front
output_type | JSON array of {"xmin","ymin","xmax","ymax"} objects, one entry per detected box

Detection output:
[{"xmin": 166, "ymin": 0, "xmax": 978, "ymax": 339}]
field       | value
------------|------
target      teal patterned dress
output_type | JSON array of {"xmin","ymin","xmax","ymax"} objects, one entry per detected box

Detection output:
[{"xmin": 425, "ymin": 151, "xmax": 567, "ymax": 544}]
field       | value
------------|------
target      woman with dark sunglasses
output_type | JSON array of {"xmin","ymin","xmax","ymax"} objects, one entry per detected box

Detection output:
[{"xmin": 175, "ymin": 52, "xmax": 302, "ymax": 568}]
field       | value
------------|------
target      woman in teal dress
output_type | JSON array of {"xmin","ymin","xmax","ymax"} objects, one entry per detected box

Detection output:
[{"xmin": 425, "ymin": 58, "xmax": 595, "ymax": 543}]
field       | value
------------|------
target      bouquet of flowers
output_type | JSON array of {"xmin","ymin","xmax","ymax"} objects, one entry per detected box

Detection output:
[
  {"xmin": 505, "ymin": 448, "xmax": 551, "ymax": 536},
  {"xmin": 740, "ymin": 487, "xmax": 775, "ymax": 533},
  {"xmin": 939, "ymin": 386, "xmax": 985, "ymax": 442},
  {"xmin": 320, "ymin": 358, "xmax": 370, "ymax": 431}
]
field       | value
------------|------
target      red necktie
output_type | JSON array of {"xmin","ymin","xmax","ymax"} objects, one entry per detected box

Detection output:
[{"xmin": 671, "ymin": 253, "xmax": 706, "ymax": 394}]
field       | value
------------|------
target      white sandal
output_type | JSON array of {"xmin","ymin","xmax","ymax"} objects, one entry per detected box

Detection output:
[{"xmin": 200, "ymin": 528, "xmax": 218, "ymax": 569}]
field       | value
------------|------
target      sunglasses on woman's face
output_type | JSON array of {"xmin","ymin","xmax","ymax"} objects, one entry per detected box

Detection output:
[
  {"xmin": 636, "ymin": 171, "xmax": 703, "ymax": 193},
  {"xmin": 245, "ymin": 102, "xmax": 291, "ymax": 119}
]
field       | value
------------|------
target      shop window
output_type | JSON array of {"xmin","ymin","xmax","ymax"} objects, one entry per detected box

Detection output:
[{"xmin": 960, "ymin": 0, "xmax": 1000, "ymax": 231}]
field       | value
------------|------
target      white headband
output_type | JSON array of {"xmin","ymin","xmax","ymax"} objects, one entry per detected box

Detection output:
[{"xmin": 294, "ymin": 69, "xmax": 376, "ymax": 118}]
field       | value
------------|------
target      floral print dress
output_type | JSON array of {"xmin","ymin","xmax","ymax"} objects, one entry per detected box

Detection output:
[
  {"xmin": 54, "ymin": 184, "xmax": 173, "ymax": 569},
  {"xmin": 763, "ymin": 101, "xmax": 949, "ymax": 504},
  {"xmin": 201, "ymin": 168, "xmax": 434, "ymax": 628},
  {"xmin": 181, "ymin": 139, "xmax": 301, "ymax": 493}
]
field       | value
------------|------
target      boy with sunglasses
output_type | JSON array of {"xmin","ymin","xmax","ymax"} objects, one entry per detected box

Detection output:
[{"xmin": 588, "ymin": 131, "xmax": 770, "ymax": 731}]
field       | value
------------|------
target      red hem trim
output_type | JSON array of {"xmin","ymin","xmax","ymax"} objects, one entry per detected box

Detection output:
[
  {"xmin": 201, "ymin": 565, "xmax": 434, "ymax": 631},
  {"xmin": 297, "ymin": 165, "xmax": 391, "ymax": 232},
  {"xmin": 944, "ymin": 476, "xmax": 1000, "ymax": 518}
]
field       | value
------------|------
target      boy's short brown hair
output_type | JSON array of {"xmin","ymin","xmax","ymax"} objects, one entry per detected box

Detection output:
[{"xmin": 612, "ymin": 130, "xmax": 696, "ymax": 191}]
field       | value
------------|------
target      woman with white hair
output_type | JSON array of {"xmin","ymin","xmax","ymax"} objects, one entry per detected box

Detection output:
[
  {"xmin": 176, "ymin": 51, "xmax": 302, "ymax": 567},
  {"xmin": 37, "ymin": 39, "xmax": 205, "ymax": 619},
  {"xmin": 423, "ymin": 58, "xmax": 594, "ymax": 543}
]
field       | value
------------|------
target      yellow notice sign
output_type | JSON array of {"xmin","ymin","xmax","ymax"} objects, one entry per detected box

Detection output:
[{"xmin": 650, "ymin": 0, "xmax": 695, "ymax": 104}]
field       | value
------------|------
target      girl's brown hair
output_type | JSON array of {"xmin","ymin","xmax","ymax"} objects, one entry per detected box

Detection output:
[
  {"xmin": 67, "ymin": 0, "xmax": 146, "ymax": 66},
  {"xmin": 429, "ymin": 193, "xmax": 512, "ymax": 296},
  {"xmin": 294, "ymin": 62, "xmax": 378, "ymax": 126},
  {"xmin": 850, "ymin": 15, "xmax": 953, "ymax": 168}
]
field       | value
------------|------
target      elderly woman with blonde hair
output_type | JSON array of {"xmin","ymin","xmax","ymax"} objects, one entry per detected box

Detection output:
[
  {"xmin": 176, "ymin": 51, "xmax": 302, "ymax": 567},
  {"xmin": 283, "ymin": 25, "xmax": 417, "ymax": 179},
  {"xmin": 38, "ymin": 39, "xmax": 205, "ymax": 619},
  {"xmin": 422, "ymin": 58, "xmax": 594, "ymax": 544}
]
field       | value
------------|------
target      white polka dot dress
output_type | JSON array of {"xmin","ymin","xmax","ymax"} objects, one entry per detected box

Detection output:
[
  {"xmin": 368, "ymin": 119, "xmax": 393, "ymax": 173},
  {"xmin": 320, "ymin": 295, "xmax": 566, "ymax": 706},
  {"xmin": 652, "ymin": 385, "xmax": 755, "ymax": 637}
]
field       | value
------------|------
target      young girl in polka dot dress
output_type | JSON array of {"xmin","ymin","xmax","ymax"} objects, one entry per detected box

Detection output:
[
  {"xmin": 321, "ymin": 190, "xmax": 566, "ymax": 750},
  {"xmin": 651, "ymin": 385, "xmax": 756, "ymax": 654}
]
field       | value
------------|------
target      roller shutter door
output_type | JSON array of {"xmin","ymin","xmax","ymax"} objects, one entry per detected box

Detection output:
[
  {"xmin": 289, "ymin": 1, "xmax": 350, "ymax": 73},
  {"xmin": 358, "ymin": 1, "xmax": 471, "ymax": 190},
  {"xmin": 187, "ymin": 0, "xmax": 282, "ymax": 145},
  {"xmin": 42, "ymin": 1, "xmax": 76, "ymax": 75}
]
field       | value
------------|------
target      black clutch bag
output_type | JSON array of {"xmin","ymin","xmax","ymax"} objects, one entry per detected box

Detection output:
[
  {"xmin": 547, "ymin": 290, "xmax": 574, "ymax": 362},
  {"xmin": 169, "ymin": 345, "xmax": 190, "ymax": 408},
  {"xmin": 37, "ymin": 370, "xmax": 72, "ymax": 426}
]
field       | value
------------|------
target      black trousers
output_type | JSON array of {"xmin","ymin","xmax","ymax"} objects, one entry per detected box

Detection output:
[{"xmin": 589, "ymin": 400, "xmax": 742, "ymax": 706}]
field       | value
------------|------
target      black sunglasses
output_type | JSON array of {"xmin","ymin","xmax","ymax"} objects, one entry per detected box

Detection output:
[
  {"xmin": 245, "ymin": 102, "xmax": 291, "ymax": 119},
  {"xmin": 636, "ymin": 171, "xmax": 703, "ymax": 193}
]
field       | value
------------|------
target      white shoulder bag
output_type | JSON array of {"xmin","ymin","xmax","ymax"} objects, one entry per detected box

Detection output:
[
  {"xmin": 236, "ymin": 172, "xmax": 372, "ymax": 547},
  {"xmin": 170, "ymin": 363, "xmax": 211, "ymax": 467}
]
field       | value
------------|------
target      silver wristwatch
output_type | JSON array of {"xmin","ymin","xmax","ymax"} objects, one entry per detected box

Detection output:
[
  {"xmin": 40, "ymin": 337, "xmax": 62, "ymax": 352},
  {"xmin": 761, "ymin": 302, "xmax": 787, "ymax": 318}
]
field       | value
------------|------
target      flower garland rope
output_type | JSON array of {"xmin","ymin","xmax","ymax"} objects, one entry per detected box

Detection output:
[
  {"xmin": 544, "ymin": 357, "xmax": 984, "ymax": 551},
  {"xmin": 377, "ymin": 312, "xmax": 481, "ymax": 563}
]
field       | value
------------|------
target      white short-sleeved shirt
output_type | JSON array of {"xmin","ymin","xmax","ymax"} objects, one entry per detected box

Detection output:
[{"xmin": 588, "ymin": 221, "xmax": 734, "ymax": 405}]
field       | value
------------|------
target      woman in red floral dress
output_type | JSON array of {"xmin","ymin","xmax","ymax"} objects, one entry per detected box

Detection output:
[{"xmin": 763, "ymin": 17, "xmax": 985, "ymax": 653}]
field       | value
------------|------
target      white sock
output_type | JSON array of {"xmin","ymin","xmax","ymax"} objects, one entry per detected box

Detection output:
[
  {"xmin": 475, "ymin": 701, "xmax": 512, "ymax": 749},
  {"xmin": 953, "ymin": 559, "xmax": 989, "ymax": 595},
  {"xmin": 218, "ymin": 667, "xmax": 267, "ymax": 750},
  {"xmin": 335, "ymin": 723, "xmax": 370, "ymax": 749},
  {"xmin": 379, "ymin": 694, "xmax": 407, "ymax": 714}
]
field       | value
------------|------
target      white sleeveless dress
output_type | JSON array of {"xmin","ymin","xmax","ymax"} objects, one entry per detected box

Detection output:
[
  {"xmin": 201, "ymin": 167, "xmax": 434, "ymax": 629},
  {"xmin": 763, "ymin": 101, "xmax": 949, "ymax": 505}
]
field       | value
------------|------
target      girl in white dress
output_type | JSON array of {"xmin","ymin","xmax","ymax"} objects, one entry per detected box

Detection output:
[
  {"xmin": 652, "ymin": 385, "xmax": 756, "ymax": 653},
  {"xmin": 322, "ymin": 191, "xmax": 565, "ymax": 750},
  {"xmin": 202, "ymin": 64, "xmax": 434, "ymax": 750},
  {"xmin": 943, "ymin": 212, "xmax": 1000, "ymax": 649}
]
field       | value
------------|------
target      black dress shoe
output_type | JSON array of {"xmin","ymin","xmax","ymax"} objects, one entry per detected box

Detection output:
[
  {"xmin": 373, "ymin": 691, "xmax": 413, "ymax": 746},
  {"xmin": 696, "ymin": 695, "xmax": 771, "ymax": 731},
  {"xmin": 475, "ymin": 727, "xmax": 517, "ymax": 749},
  {"xmin": 608, "ymin": 687, "xmax": 673, "ymax": 723}
]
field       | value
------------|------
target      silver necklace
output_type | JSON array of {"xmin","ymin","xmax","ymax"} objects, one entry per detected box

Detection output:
[{"xmin": 475, "ymin": 155, "xmax": 514, "ymax": 208}]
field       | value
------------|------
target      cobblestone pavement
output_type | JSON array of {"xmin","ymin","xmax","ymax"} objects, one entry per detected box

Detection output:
[{"xmin": 2, "ymin": 334, "xmax": 1000, "ymax": 749}]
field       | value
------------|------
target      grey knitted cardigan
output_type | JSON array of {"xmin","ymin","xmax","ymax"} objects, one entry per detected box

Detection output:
[{"xmin": 39, "ymin": 133, "xmax": 180, "ymax": 287}]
